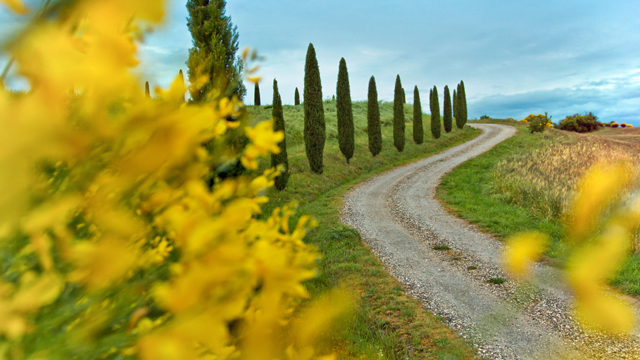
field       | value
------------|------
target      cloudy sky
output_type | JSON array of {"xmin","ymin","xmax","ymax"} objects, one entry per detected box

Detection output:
[{"xmin": 2, "ymin": 0, "xmax": 639, "ymax": 124}]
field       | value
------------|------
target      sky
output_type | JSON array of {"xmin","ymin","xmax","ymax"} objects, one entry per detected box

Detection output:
[{"xmin": 1, "ymin": 0, "xmax": 639, "ymax": 124}]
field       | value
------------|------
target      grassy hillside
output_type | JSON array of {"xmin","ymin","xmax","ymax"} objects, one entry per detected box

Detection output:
[
  {"xmin": 439, "ymin": 120, "xmax": 640, "ymax": 295},
  {"xmin": 593, "ymin": 127, "xmax": 640, "ymax": 145},
  {"xmin": 247, "ymin": 100, "xmax": 482, "ymax": 359}
]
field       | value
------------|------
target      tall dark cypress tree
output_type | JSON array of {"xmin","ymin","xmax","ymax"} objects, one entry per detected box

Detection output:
[
  {"xmin": 254, "ymin": 82, "xmax": 261, "ymax": 106},
  {"xmin": 429, "ymin": 88, "xmax": 433, "ymax": 115},
  {"xmin": 460, "ymin": 80, "xmax": 468, "ymax": 127},
  {"xmin": 186, "ymin": 0, "xmax": 245, "ymax": 101},
  {"xmin": 401, "ymin": 88, "xmax": 406, "ymax": 104},
  {"xmin": 294, "ymin": 87, "xmax": 300, "ymax": 105},
  {"xmin": 443, "ymin": 85, "xmax": 452, "ymax": 133},
  {"xmin": 455, "ymin": 84, "xmax": 462, "ymax": 129},
  {"xmin": 144, "ymin": 81, "xmax": 150, "ymax": 98},
  {"xmin": 453, "ymin": 88, "xmax": 458, "ymax": 128},
  {"xmin": 413, "ymin": 86, "xmax": 423, "ymax": 144},
  {"xmin": 303, "ymin": 43, "xmax": 325, "ymax": 174},
  {"xmin": 367, "ymin": 76, "xmax": 382, "ymax": 157},
  {"xmin": 431, "ymin": 86, "xmax": 441, "ymax": 139},
  {"xmin": 336, "ymin": 58, "xmax": 354, "ymax": 164},
  {"xmin": 393, "ymin": 75, "xmax": 405, "ymax": 152},
  {"xmin": 271, "ymin": 79, "xmax": 289, "ymax": 190}
]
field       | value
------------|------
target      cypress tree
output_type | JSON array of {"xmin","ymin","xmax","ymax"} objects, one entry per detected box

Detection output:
[
  {"xmin": 455, "ymin": 84, "xmax": 463, "ymax": 129},
  {"xmin": 186, "ymin": 0, "xmax": 246, "ymax": 101},
  {"xmin": 429, "ymin": 88, "xmax": 433, "ymax": 115},
  {"xmin": 178, "ymin": 70, "xmax": 185, "ymax": 102},
  {"xmin": 443, "ymin": 85, "xmax": 452, "ymax": 133},
  {"xmin": 460, "ymin": 80, "xmax": 468, "ymax": 127},
  {"xmin": 254, "ymin": 82, "xmax": 261, "ymax": 106},
  {"xmin": 393, "ymin": 75, "xmax": 405, "ymax": 152},
  {"xmin": 303, "ymin": 43, "xmax": 325, "ymax": 174},
  {"xmin": 336, "ymin": 58, "xmax": 354, "ymax": 164},
  {"xmin": 367, "ymin": 76, "xmax": 382, "ymax": 157},
  {"xmin": 294, "ymin": 87, "xmax": 300, "ymax": 105},
  {"xmin": 271, "ymin": 79, "xmax": 289, "ymax": 190},
  {"xmin": 402, "ymin": 88, "xmax": 406, "ymax": 104},
  {"xmin": 431, "ymin": 86, "xmax": 441, "ymax": 139},
  {"xmin": 413, "ymin": 86, "xmax": 423, "ymax": 144},
  {"xmin": 145, "ymin": 81, "xmax": 150, "ymax": 98},
  {"xmin": 453, "ymin": 88, "xmax": 458, "ymax": 128}
]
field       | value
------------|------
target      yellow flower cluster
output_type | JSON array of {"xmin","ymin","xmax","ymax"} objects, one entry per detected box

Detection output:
[
  {"xmin": 520, "ymin": 114, "xmax": 553, "ymax": 128},
  {"xmin": 0, "ymin": 1, "xmax": 351, "ymax": 359},
  {"xmin": 503, "ymin": 162, "xmax": 638, "ymax": 334}
]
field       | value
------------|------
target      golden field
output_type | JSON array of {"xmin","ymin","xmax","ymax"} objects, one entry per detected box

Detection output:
[{"xmin": 493, "ymin": 129, "xmax": 640, "ymax": 220}]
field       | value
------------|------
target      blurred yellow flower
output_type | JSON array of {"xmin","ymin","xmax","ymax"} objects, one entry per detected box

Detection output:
[
  {"xmin": 1, "ymin": 0, "xmax": 28, "ymax": 15},
  {"xmin": 568, "ymin": 162, "xmax": 631, "ymax": 242},
  {"xmin": 503, "ymin": 232, "xmax": 548, "ymax": 279}
]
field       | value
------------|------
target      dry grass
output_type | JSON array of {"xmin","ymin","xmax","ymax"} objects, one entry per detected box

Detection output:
[
  {"xmin": 593, "ymin": 127, "xmax": 640, "ymax": 145},
  {"xmin": 493, "ymin": 130, "xmax": 640, "ymax": 220}
]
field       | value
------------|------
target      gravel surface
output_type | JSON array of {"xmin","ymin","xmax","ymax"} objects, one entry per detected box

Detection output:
[{"xmin": 341, "ymin": 124, "xmax": 640, "ymax": 359}]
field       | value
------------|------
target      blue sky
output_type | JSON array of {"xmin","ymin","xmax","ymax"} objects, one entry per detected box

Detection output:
[{"xmin": 2, "ymin": 0, "xmax": 639, "ymax": 124}]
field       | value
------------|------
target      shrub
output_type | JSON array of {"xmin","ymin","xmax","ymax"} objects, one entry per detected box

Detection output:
[
  {"xmin": 480, "ymin": 115, "xmax": 490, "ymax": 120},
  {"xmin": 612, "ymin": 122, "xmax": 620, "ymax": 128},
  {"xmin": 621, "ymin": 123, "xmax": 628, "ymax": 128},
  {"xmin": 505, "ymin": 117, "xmax": 515, "ymax": 121},
  {"xmin": 558, "ymin": 112, "xmax": 602, "ymax": 133},
  {"xmin": 528, "ymin": 113, "xmax": 552, "ymax": 133},
  {"xmin": 336, "ymin": 58, "xmax": 354, "ymax": 164},
  {"xmin": 0, "ymin": 2, "xmax": 351, "ymax": 358},
  {"xmin": 303, "ymin": 43, "xmax": 326, "ymax": 174},
  {"xmin": 393, "ymin": 75, "xmax": 405, "ymax": 152},
  {"xmin": 367, "ymin": 76, "xmax": 382, "ymax": 156}
]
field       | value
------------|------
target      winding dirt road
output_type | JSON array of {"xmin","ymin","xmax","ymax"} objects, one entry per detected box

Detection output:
[{"xmin": 341, "ymin": 124, "xmax": 640, "ymax": 359}]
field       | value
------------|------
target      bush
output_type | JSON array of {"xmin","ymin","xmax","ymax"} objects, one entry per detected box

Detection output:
[
  {"xmin": 480, "ymin": 115, "xmax": 490, "ymax": 120},
  {"xmin": 621, "ymin": 123, "xmax": 628, "ymax": 128},
  {"xmin": 612, "ymin": 122, "xmax": 620, "ymax": 128},
  {"xmin": 0, "ymin": 5, "xmax": 352, "ymax": 358},
  {"xmin": 528, "ymin": 113, "xmax": 553, "ymax": 133},
  {"xmin": 557, "ymin": 112, "xmax": 602, "ymax": 133}
]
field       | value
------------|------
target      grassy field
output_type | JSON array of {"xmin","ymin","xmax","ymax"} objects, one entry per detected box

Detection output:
[
  {"xmin": 439, "ymin": 120, "xmax": 640, "ymax": 294},
  {"xmin": 247, "ymin": 100, "xmax": 482, "ymax": 359},
  {"xmin": 593, "ymin": 126, "xmax": 640, "ymax": 144}
]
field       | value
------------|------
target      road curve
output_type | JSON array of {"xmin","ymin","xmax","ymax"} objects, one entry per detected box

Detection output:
[{"xmin": 341, "ymin": 124, "xmax": 640, "ymax": 359}]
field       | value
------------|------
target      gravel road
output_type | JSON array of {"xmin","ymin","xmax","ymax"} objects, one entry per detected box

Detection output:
[{"xmin": 341, "ymin": 124, "xmax": 640, "ymax": 359}]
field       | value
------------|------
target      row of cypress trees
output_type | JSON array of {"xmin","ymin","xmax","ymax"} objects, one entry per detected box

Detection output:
[
  {"xmin": 267, "ymin": 43, "xmax": 468, "ymax": 178},
  {"xmin": 254, "ymin": 83, "xmax": 301, "ymax": 106}
]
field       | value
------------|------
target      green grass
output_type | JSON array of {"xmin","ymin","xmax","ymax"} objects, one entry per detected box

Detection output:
[
  {"xmin": 433, "ymin": 245, "xmax": 451, "ymax": 251},
  {"xmin": 248, "ymin": 100, "xmax": 481, "ymax": 359},
  {"xmin": 487, "ymin": 278, "xmax": 506, "ymax": 285},
  {"xmin": 438, "ymin": 122, "xmax": 640, "ymax": 296}
]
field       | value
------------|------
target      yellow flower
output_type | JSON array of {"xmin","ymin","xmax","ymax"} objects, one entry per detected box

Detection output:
[
  {"xmin": 567, "ymin": 162, "xmax": 631, "ymax": 242},
  {"xmin": 1, "ymin": 0, "xmax": 29, "ymax": 15},
  {"xmin": 503, "ymin": 232, "xmax": 548, "ymax": 279}
]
